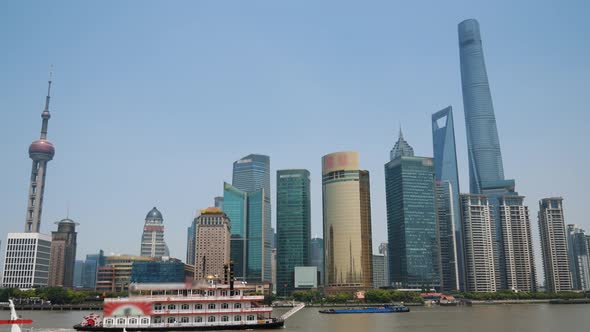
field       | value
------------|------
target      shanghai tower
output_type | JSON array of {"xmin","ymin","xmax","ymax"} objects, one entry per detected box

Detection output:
[{"xmin": 458, "ymin": 19, "xmax": 505, "ymax": 194}]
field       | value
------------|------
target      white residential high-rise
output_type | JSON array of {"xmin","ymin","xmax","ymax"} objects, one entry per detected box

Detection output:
[
  {"xmin": 499, "ymin": 196, "xmax": 537, "ymax": 292},
  {"xmin": 2, "ymin": 233, "xmax": 52, "ymax": 288},
  {"xmin": 461, "ymin": 194, "xmax": 496, "ymax": 292},
  {"xmin": 140, "ymin": 207, "xmax": 169, "ymax": 258},
  {"xmin": 538, "ymin": 197, "xmax": 572, "ymax": 292}
]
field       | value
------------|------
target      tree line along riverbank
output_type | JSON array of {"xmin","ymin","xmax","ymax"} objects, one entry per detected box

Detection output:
[{"xmin": 1, "ymin": 287, "xmax": 588, "ymax": 310}]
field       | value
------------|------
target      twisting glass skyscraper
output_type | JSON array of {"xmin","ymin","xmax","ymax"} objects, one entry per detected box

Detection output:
[{"xmin": 459, "ymin": 19, "xmax": 506, "ymax": 194}]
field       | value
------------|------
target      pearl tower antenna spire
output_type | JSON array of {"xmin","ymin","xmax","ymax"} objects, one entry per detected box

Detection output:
[{"xmin": 25, "ymin": 70, "xmax": 56, "ymax": 233}]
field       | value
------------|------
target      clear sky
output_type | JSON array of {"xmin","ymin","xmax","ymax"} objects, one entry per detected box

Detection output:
[{"xmin": 1, "ymin": 1, "xmax": 589, "ymax": 281}]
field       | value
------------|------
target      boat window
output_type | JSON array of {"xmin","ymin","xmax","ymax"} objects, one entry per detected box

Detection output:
[
  {"xmin": 234, "ymin": 315, "xmax": 241, "ymax": 321},
  {"xmin": 105, "ymin": 319, "xmax": 114, "ymax": 325},
  {"xmin": 141, "ymin": 318, "xmax": 149, "ymax": 325},
  {"xmin": 208, "ymin": 290, "xmax": 215, "ymax": 296},
  {"xmin": 234, "ymin": 303, "xmax": 242, "ymax": 309},
  {"xmin": 221, "ymin": 303, "xmax": 229, "ymax": 309},
  {"xmin": 153, "ymin": 317, "xmax": 162, "ymax": 323},
  {"xmin": 208, "ymin": 303, "xmax": 216, "ymax": 309},
  {"xmin": 167, "ymin": 317, "xmax": 176, "ymax": 323},
  {"xmin": 154, "ymin": 303, "xmax": 163, "ymax": 311},
  {"xmin": 129, "ymin": 318, "xmax": 137, "ymax": 325},
  {"xmin": 180, "ymin": 317, "xmax": 189, "ymax": 323},
  {"xmin": 181, "ymin": 304, "xmax": 190, "ymax": 310},
  {"xmin": 208, "ymin": 316, "xmax": 216, "ymax": 322},
  {"xmin": 117, "ymin": 318, "xmax": 126, "ymax": 325},
  {"xmin": 195, "ymin": 303, "xmax": 203, "ymax": 310},
  {"xmin": 221, "ymin": 316, "xmax": 229, "ymax": 322},
  {"xmin": 195, "ymin": 316, "xmax": 203, "ymax": 323},
  {"xmin": 247, "ymin": 315, "xmax": 255, "ymax": 321},
  {"xmin": 168, "ymin": 304, "xmax": 176, "ymax": 310},
  {"xmin": 221, "ymin": 290, "xmax": 227, "ymax": 296}
]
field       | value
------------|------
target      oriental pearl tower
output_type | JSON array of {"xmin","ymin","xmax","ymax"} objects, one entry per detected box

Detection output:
[{"xmin": 25, "ymin": 76, "xmax": 55, "ymax": 233}]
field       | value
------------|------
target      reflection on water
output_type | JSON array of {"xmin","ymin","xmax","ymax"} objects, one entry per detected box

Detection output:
[{"xmin": 2, "ymin": 304, "xmax": 590, "ymax": 332}]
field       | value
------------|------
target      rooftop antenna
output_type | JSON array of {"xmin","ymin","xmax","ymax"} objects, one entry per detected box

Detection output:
[{"xmin": 40, "ymin": 65, "xmax": 53, "ymax": 140}]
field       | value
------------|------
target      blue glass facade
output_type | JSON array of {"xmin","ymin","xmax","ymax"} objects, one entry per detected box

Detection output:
[
  {"xmin": 223, "ymin": 182, "xmax": 248, "ymax": 279},
  {"xmin": 227, "ymin": 154, "xmax": 272, "ymax": 282},
  {"xmin": 385, "ymin": 138, "xmax": 440, "ymax": 288},
  {"xmin": 458, "ymin": 19, "xmax": 505, "ymax": 194},
  {"xmin": 130, "ymin": 260, "xmax": 185, "ymax": 283},
  {"xmin": 432, "ymin": 106, "xmax": 463, "ymax": 290},
  {"xmin": 276, "ymin": 169, "xmax": 311, "ymax": 294}
]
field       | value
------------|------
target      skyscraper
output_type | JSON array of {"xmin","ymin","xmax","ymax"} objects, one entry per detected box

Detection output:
[
  {"xmin": 232, "ymin": 154, "xmax": 272, "ymax": 282},
  {"xmin": 192, "ymin": 207, "xmax": 231, "ymax": 281},
  {"xmin": 499, "ymin": 196, "xmax": 537, "ymax": 292},
  {"xmin": 223, "ymin": 182, "xmax": 248, "ymax": 279},
  {"xmin": 432, "ymin": 106, "xmax": 464, "ymax": 290},
  {"xmin": 566, "ymin": 225, "xmax": 590, "ymax": 291},
  {"xmin": 276, "ymin": 169, "xmax": 311, "ymax": 294},
  {"xmin": 140, "ymin": 207, "xmax": 169, "ymax": 258},
  {"xmin": 435, "ymin": 181, "xmax": 460, "ymax": 291},
  {"xmin": 81, "ymin": 250, "xmax": 105, "ymax": 289},
  {"xmin": 186, "ymin": 221, "xmax": 196, "ymax": 266},
  {"xmin": 310, "ymin": 237, "xmax": 324, "ymax": 285},
  {"xmin": 458, "ymin": 19, "xmax": 511, "ymax": 195},
  {"xmin": 25, "ymin": 77, "xmax": 55, "ymax": 233},
  {"xmin": 461, "ymin": 194, "xmax": 497, "ymax": 292},
  {"xmin": 538, "ymin": 198, "xmax": 572, "ymax": 292},
  {"xmin": 322, "ymin": 151, "xmax": 373, "ymax": 289},
  {"xmin": 48, "ymin": 218, "xmax": 79, "ymax": 287},
  {"xmin": 385, "ymin": 133, "xmax": 440, "ymax": 289}
]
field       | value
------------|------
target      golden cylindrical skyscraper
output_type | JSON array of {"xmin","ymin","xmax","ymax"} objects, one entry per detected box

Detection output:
[{"xmin": 322, "ymin": 151, "xmax": 373, "ymax": 289}]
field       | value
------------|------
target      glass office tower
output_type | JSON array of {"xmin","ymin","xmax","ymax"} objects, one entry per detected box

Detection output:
[
  {"xmin": 276, "ymin": 169, "xmax": 311, "ymax": 294},
  {"xmin": 385, "ymin": 134, "xmax": 440, "ymax": 289},
  {"xmin": 232, "ymin": 154, "xmax": 272, "ymax": 282},
  {"xmin": 432, "ymin": 106, "xmax": 463, "ymax": 290},
  {"xmin": 435, "ymin": 181, "xmax": 460, "ymax": 291},
  {"xmin": 223, "ymin": 182, "xmax": 248, "ymax": 279},
  {"xmin": 322, "ymin": 151, "xmax": 373, "ymax": 289}
]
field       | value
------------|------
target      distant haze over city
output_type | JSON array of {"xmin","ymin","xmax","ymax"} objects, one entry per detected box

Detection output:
[{"xmin": 1, "ymin": 1, "xmax": 588, "ymax": 286}]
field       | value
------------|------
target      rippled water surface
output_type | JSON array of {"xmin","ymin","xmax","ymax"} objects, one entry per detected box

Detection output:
[{"xmin": 2, "ymin": 304, "xmax": 590, "ymax": 332}]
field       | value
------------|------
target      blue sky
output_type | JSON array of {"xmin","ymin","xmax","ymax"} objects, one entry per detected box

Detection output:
[{"xmin": 1, "ymin": 1, "xmax": 589, "ymax": 280}]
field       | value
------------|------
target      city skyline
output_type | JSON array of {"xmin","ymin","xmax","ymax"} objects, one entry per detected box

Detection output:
[{"xmin": 1, "ymin": 2, "xmax": 589, "ymax": 288}]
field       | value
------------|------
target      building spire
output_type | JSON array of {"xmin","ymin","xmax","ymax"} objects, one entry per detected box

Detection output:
[
  {"xmin": 390, "ymin": 127, "xmax": 414, "ymax": 160},
  {"xmin": 40, "ymin": 68, "xmax": 52, "ymax": 140}
]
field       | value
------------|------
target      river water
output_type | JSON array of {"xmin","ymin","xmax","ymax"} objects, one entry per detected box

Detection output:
[{"xmin": 2, "ymin": 304, "xmax": 589, "ymax": 332}]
